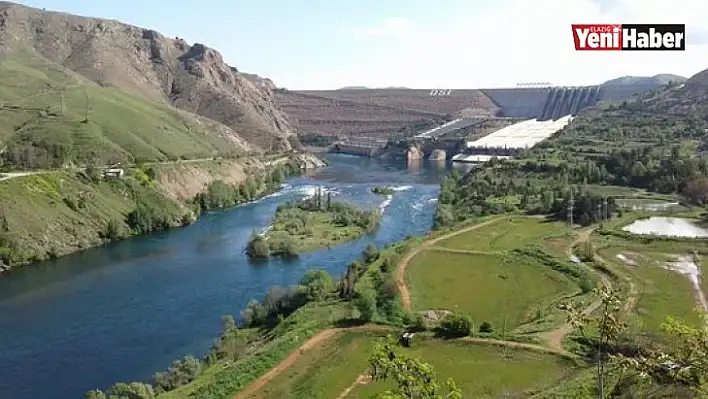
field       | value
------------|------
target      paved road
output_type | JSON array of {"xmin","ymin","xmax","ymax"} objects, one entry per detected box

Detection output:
[{"xmin": 0, "ymin": 156, "xmax": 289, "ymax": 182}]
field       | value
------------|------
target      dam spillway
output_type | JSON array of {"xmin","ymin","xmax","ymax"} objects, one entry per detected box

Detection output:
[{"xmin": 482, "ymin": 85, "xmax": 604, "ymax": 120}]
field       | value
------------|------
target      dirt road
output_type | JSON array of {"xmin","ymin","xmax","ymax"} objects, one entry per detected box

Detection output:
[
  {"xmin": 234, "ymin": 325, "xmax": 390, "ymax": 399},
  {"xmin": 396, "ymin": 218, "xmax": 502, "ymax": 311}
]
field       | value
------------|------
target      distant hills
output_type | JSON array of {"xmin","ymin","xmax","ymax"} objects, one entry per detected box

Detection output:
[
  {"xmin": 338, "ymin": 86, "xmax": 411, "ymax": 90},
  {"xmin": 601, "ymin": 74, "xmax": 687, "ymax": 87}
]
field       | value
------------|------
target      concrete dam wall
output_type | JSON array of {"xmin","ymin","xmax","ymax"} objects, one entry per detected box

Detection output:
[
  {"xmin": 538, "ymin": 86, "xmax": 603, "ymax": 120},
  {"xmin": 482, "ymin": 88, "xmax": 550, "ymax": 118},
  {"xmin": 482, "ymin": 84, "xmax": 639, "ymax": 120}
]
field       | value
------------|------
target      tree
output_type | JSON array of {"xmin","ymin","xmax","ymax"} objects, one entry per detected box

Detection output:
[
  {"xmin": 368, "ymin": 336, "xmax": 462, "ymax": 399},
  {"xmin": 614, "ymin": 312, "xmax": 708, "ymax": 397},
  {"xmin": 105, "ymin": 382, "xmax": 155, "ymax": 399},
  {"xmin": 299, "ymin": 269, "xmax": 333, "ymax": 302},
  {"xmin": 246, "ymin": 233, "xmax": 270, "ymax": 258},
  {"xmin": 363, "ymin": 243, "xmax": 380, "ymax": 264},
  {"xmin": 355, "ymin": 279, "xmax": 377, "ymax": 322},
  {"xmin": 560, "ymin": 285, "xmax": 626, "ymax": 398}
]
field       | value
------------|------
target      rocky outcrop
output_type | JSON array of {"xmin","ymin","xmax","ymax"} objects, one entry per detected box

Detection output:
[
  {"xmin": 428, "ymin": 149, "xmax": 446, "ymax": 161},
  {"xmin": 292, "ymin": 153, "xmax": 326, "ymax": 170},
  {"xmin": 0, "ymin": 1, "xmax": 297, "ymax": 152}
]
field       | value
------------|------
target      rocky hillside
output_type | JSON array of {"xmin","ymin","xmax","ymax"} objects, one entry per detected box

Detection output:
[{"xmin": 0, "ymin": 1, "xmax": 296, "ymax": 165}]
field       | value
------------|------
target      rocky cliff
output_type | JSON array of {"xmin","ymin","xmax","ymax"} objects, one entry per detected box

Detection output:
[{"xmin": 0, "ymin": 1, "xmax": 297, "ymax": 151}]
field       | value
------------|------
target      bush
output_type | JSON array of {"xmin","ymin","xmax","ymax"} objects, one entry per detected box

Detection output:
[
  {"xmin": 479, "ymin": 321, "xmax": 494, "ymax": 333},
  {"xmin": 362, "ymin": 244, "xmax": 380, "ymax": 264},
  {"xmin": 439, "ymin": 313, "xmax": 471, "ymax": 338},
  {"xmin": 154, "ymin": 355, "xmax": 203, "ymax": 392},
  {"xmin": 411, "ymin": 313, "xmax": 427, "ymax": 332},
  {"xmin": 246, "ymin": 234, "xmax": 270, "ymax": 258},
  {"xmin": 299, "ymin": 270, "xmax": 333, "ymax": 302},
  {"xmin": 101, "ymin": 219, "xmax": 123, "ymax": 241},
  {"xmin": 579, "ymin": 276, "xmax": 596, "ymax": 293},
  {"xmin": 105, "ymin": 382, "xmax": 154, "ymax": 399},
  {"xmin": 268, "ymin": 236, "xmax": 298, "ymax": 257}
]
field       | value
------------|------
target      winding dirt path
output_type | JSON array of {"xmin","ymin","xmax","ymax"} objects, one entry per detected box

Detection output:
[
  {"xmin": 537, "ymin": 228, "xmax": 608, "ymax": 352},
  {"xmin": 396, "ymin": 218, "xmax": 503, "ymax": 311},
  {"xmin": 427, "ymin": 246, "xmax": 498, "ymax": 256}
]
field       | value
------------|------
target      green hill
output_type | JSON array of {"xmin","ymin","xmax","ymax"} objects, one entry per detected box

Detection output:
[{"xmin": 0, "ymin": 52, "xmax": 252, "ymax": 169}]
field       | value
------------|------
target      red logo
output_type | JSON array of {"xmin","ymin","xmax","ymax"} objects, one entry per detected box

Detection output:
[
  {"xmin": 571, "ymin": 24, "xmax": 685, "ymax": 51},
  {"xmin": 572, "ymin": 24, "xmax": 622, "ymax": 50}
]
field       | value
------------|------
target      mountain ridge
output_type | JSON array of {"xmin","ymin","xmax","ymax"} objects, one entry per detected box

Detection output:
[{"xmin": 0, "ymin": 1, "xmax": 297, "ymax": 168}]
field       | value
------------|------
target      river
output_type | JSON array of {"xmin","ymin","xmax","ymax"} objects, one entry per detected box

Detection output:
[{"xmin": 0, "ymin": 154, "xmax": 461, "ymax": 399}]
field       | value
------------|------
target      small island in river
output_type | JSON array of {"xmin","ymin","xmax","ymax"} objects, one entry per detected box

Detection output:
[
  {"xmin": 246, "ymin": 188, "xmax": 381, "ymax": 259},
  {"xmin": 371, "ymin": 186, "xmax": 395, "ymax": 196}
]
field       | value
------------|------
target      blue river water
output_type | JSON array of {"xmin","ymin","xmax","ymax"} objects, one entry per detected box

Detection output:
[{"xmin": 0, "ymin": 154, "xmax": 463, "ymax": 399}]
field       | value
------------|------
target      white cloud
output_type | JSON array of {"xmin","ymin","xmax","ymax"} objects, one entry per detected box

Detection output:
[
  {"xmin": 352, "ymin": 17, "xmax": 412, "ymax": 40},
  {"xmin": 278, "ymin": 0, "xmax": 708, "ymax": 89}
]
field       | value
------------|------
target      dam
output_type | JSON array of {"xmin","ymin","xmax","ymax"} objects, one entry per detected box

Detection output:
[
  {"xmin": 322, "ymin": 81, "xmax": 667, "ymax": 159},
  {"xmin": 482, "ymin": 85, "xmax": 605, "ymax": 120}
]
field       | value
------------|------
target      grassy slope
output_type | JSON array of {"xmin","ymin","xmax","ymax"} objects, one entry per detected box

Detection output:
[
  {"xmin": 0, "ymin": 51, "xmax": 246, "ymax": 167},
  {"xmin": 436, "ymin": 217, "xmax": 570, "ymax": 252},
  {"xmin": 234, "ymin": 330, "xmax": 577, "ymax": 399},
  {"xmin": 0, "ymin": 170, "xmax": 188, "ymax": 265},
  {"xmin": 244, "ymin": 330, "xmax": 387, "ymax": 399},
  {"xmin": 405, "ymin": 251, "xmax": 577, "ymax": 329},
  {"xmin": 594, "ymin": 234, "xmax": 707, "ymax": 331},
  {"xmin": 160, "ymin": 301, "xmax": 354, "ymax": 399},
  {"xmin": 353, "ymin": 338, "xmax": 577, "ymax": 398}
]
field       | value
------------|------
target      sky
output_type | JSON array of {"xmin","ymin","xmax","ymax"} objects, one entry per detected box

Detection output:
[{"xmin": 17, "ymin": 0, "xmax": 708, "ymax": 89}]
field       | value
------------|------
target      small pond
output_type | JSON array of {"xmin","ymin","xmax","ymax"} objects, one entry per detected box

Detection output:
[{"xmin": 622, "ymin": 217, "xmax": 708, "ymax": 238}]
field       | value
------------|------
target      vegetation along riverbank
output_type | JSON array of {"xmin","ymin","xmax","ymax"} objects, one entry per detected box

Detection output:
[
  {"xmin": 246, "ymin": 187, "xmax": 381, "ymax": 259},
  {"xmin": 0, "ymin": 153, "xmax": 324, "ymax": 272}
]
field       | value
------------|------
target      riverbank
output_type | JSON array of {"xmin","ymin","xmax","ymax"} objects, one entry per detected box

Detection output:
[
  {"xmin": 0, "ymin": 153, "xmax": 325, "ymax": 272},
  {"xmin": 247, "ymin": 194, "xmax": 381, "ymax": 258},
  {"xmin": 88, "ymin": 238, "xmax": 413, "ymax": 398}
]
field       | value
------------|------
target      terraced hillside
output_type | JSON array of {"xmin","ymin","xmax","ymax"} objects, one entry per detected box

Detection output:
[
  {"xmin": 278, "ymin": 77, "xmax": 678, "ymax": 140},
  {"xmin": 274, "ymin": 90, "xmax": 451, "ymax": 138},
  {"xmin": 296, "ymin": 88, "xmax": 499, "ymax": 115}
]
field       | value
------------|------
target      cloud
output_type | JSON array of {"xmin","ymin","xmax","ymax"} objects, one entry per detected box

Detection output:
[
  {"xmin": 280, "ymin": 0, "xmax": 708, "ymax": 89},
  {"xmin": 352, "ymin": 17, "xmax": 412, "ymax": 40}
]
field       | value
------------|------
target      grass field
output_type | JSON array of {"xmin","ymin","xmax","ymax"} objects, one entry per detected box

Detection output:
[
  {"xmin": 242, "ymin": 330, "xmax": 387, "ymax": 399},
  {"xmin": 405, "ymin": 251, "xmax": 578, "ymax": 329},
  {"xmin": 595, "ymin": 236, "xmax": 707, "ymax": 331},
  {"xmin": 436, "ymin": 217, "xmax": 570, "ymax": 252},
  {"xmin": 0, "ymin": 51, "xmax": 247, "ymax": 168},
  {"xmin": 237, "ymin": 331, "xmax": 578, "ymax": 399},
  {"xmin": 349, "ymin": 337, "xmax": 578, "ymax": 398}
]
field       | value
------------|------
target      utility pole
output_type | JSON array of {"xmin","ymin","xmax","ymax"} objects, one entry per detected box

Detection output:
[
  {"xmin": 597, "ymin": 202, "xmax": 603, "ymax": 221},
  {"xmin": 604, "ymin": 198, "xmax": 609, "ymax": 220},
  {"xmin": 568, "ymin": 190, "xmax": 574, "ymax": 227}
]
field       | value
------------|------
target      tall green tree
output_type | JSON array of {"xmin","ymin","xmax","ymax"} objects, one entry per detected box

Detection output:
[{"xmin": 368, "ymin": 336, "xmax": 462, "ymax": 398}]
